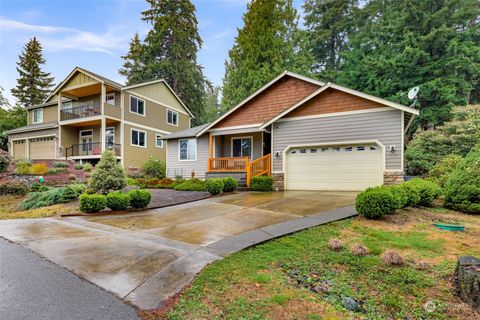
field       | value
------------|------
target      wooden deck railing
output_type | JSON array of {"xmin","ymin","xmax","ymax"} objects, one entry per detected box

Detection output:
[{"xmin": 208, "ymin": 154, "xmax": 271, "ymax": 186}]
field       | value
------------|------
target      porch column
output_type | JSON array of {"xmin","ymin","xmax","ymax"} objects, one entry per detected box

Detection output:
[
  {"xmin": 57, "ymin": 93, "xmax": 62, "ymax": 156},
  {"xmin": 101, "ymin": 83, "xmax": 106, "ymax": 152},
  {"xmin": 208, "ymin": 133, "xmax": 213, "ymax": 171}
]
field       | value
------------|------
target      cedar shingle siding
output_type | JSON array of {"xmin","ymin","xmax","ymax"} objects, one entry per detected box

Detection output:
[{"xmin": 214, "ymin": 76, "xmax": 319, "ymax": 128}]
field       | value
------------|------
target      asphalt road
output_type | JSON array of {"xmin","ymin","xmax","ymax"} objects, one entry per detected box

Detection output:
[{"xmin": 0, "ymin": 238, "xmax": 139, "ymax": 320}]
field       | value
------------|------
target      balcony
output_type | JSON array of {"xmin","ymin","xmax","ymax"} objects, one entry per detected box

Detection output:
[
  {"xmin": 60, "ymin": 103, "xmax": 101, "ymax": 121},
  {"xmin": 65, "ymin": 142, "xmax": 120, "ymax": 158}
]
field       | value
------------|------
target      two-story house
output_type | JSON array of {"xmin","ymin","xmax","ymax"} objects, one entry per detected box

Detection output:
[{"xmin": 6, "ymin": 67, "xmax": 193, "ymax": 168}]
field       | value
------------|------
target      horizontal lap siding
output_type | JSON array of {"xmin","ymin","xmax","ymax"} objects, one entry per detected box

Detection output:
[
  {"xmin": 272, "ymin": 109, "xmax": 402, "ymax": 172},
  {"xmin": 166, "ymin": 135, "xmax": 209, "ymax": 179}
]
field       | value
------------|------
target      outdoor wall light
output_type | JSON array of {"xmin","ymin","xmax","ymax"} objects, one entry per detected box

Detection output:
[
  {"xmin": 275, "ymin": 151, "xmax": 280, "ymax": 158},
  {"xmin": 390, "ymin": 145, "xmax": 396, "ymax": 153}
]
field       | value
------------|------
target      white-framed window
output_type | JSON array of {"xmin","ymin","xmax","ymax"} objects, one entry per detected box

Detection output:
[
  {"xmin": 106, "ymin": 93, "xmax": 115, "ymax": 105},
  {"xmin": 130, "ymin": 95, "xmax": 145, "ymax": 116},
  {"xmin": 167, "ymin": 109, "xmax": 178, "ymax": 126},
  {"xmin": 232, "ymin": 137, "xmax": 252, "ymax": 158},
  {"xmin": 155, "ymin": 134, "xmax": 163, "ymax": 148},
  {"xmin": 33, "ymin": 108, "xmax": 43, "ymax": 124},
  {"xmin": 131, "ymin": 128, "xmax": 146, "ymax": 148},
  {"xmin": 179, "ymin": 138, "xmax": 196, "ymax": 161},
  {"xmin": 106, "ymin": 127, "xmax": 115, "ymax": 148}
]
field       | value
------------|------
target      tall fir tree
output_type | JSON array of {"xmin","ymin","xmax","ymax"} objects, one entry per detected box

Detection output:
[
  {"xmin": 303, "ymin": 0, "xmax": 359, "ymax": 81},
  {"xmin": 336, "ymin": 0, "xmax": 480, "ymax": 129},
  {"xmin": 120, "ymin": 0, "xmax": 207, "ymax": 125},
  {"xmin": 222, "ymin": 0, "xmax": 313, "ymax": 108},
  {"xmin": 11, "ymin": 37, "xmax": 54, "ymax": 107}
]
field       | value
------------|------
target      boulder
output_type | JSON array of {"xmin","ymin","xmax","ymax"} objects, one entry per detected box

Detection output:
[
  {"xmin": 454, "ymin": 256, "xmax": 480, "ymax": 309},
  {"xmin": 342, "ymin": 296, "xmax": 359, "ymax": 312}
]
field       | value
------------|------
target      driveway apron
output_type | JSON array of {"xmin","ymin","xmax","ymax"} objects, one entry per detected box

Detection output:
[{"xmin": 0, "ymin": 191, "xmax": 357, "ymax": 310}]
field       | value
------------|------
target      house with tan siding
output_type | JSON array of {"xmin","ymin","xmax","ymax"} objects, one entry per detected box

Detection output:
[
  {"xmin": 165, "ymin": 71, "xmax": 419, "ymax": 191},
  {"xmin": 6, "ymin": 67, "xmax": 193, "ymax": 169}
]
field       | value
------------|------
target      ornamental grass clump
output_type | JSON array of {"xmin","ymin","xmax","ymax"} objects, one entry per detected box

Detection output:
[
  {"xmin": 351, "ymin": 244, "xmax": 369, "ymax": 256},
  {"xmin": 380, "ymin": 250, "xmax": 405, "ymax": 266},
  {"xmin": 327, "ymin": 238, "xmax": 344, "ymax": 251},
  {"xmin": 88, "ymin": 150, "xmax": 126, "ymax": 194}
]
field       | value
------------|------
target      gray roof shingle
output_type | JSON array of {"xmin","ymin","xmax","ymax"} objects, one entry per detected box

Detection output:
[{"xmin": 164, "ymin": 123, "xmax": 210, "ymax": 139}]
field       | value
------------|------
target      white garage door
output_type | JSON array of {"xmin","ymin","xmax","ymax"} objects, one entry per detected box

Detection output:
[
  {"xmin": 29, "ymin": 137, "xmax": 56, "ymax": 160},
  {"xmin": 13, "ymin": 140, "xmax": 26, "ymax": 160},
  {"xmin": 286, "ymin": 143, "xmax": 383, "ymax": 191}
]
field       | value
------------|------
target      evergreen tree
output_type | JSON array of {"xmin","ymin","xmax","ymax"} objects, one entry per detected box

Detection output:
[
  {"xmin": 222, "ymin": 0, "xmax": 313, "ymax": 108},
  {"xmin": 336, "ymin": 0, "xmax": 480, "ymax": 129},
  {"xmin": 119, "ymin": 33, "xmax": 146, "ymax": 85},
  {"xmin": 198, "ymin": 82, "xmax": 222, "ymax": 124},
  {"xmin": 11, "ymin": 37, "xmax": 54, "ymax": 107},
  {"xmin": 0, "ymin": 86, "xmax": 11, "ymax": 109},
  {"xmin": 303, "ymin": 0, "xmax": 358, "ymax": 80},
  {"xmin": 120, "ymin": 0, "xmax": 207, "ymax": 125}
]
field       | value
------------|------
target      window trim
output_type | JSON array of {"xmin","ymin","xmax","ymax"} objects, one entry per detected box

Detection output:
[
  {"xmin": 106, "ymin": 92, "xmax": 115, "ymax": 106},
  {"xmin": 155, "ymin": 134, "xmax": 163, "ymax": 148},
  {"xmin": 231, "ymin": 136, "xmax": 253, "ymax": 159},
  {"xmin": 130, "ymin": 128, "xmax": 147, "ymax": 148},
  {"xmin": 166, "ymin": 109, "xmax": 179, "ymax": 126},
  {"xmin": 32, "ymin": 108, "xmax": 43, "ymax": 124},
  {"xmin": 129, "ymin": 95, "xmax": 146, "ymax": 116},
  {"xmin": 178, "ymin": 138, "xmax": 197, "ymax": 161}
]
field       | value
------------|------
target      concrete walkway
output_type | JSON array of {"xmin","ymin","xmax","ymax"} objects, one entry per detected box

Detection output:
[{"xmin": 0, "ymin": 191, "xmax": 357, "ymax": 310}]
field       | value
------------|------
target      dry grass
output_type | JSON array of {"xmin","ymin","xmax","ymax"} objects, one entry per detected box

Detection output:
[
  {"xmin": 380, "ymin": 249, "xmax": 405, "ymax": 266},
  {"xmin": 351, "ymin": 244, "xmax": 369, "ymax": 256},
  {"xmin": 0, "ymin": 195, "xmax": 79, "ymax": 220},
  {"xmin": 327, "ymin": 238, "xmax": 344, "ymax": 251}
]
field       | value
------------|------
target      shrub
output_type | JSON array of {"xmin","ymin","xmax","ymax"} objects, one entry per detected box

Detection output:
[
  {"xmin": 83, "ymin": 163, "xmax": 93, "ymax": 172},
  {"xmin": 427, "ymin": 154, "xmax": 462, "ymax": 187},
  {"xmin": 128, "ymin": 189, "xmax": 152, "ymax": 209},
  {"xmin": 66, "ymin": 183, "xmax": 87, "ymax": 196},
  {"xmin": 403, "ymin": 178, "xmax": 442, "ymax": 206},
  {"xmin": 0, "ymin": 155, "xmax": 9, "ymax": 172},
  {"xmin": 174, "ymin": 179, "xmax": 206, "ymax": 191},
  {"xmin": 0, "ymin": 181, "xmax": 29, "ymax": 195},
  {"xmin": 106, "ymin": 192, "xmax": 130, "ymax": 211},
  {"xmin": 222, "ymin": 177, "xmax": 238, "ymax": 192},
  {"xmin": 79, "ymin": 194, "xmax": 107, "ymax": 213},
  {"xmin": 444, "ymin": 145, "xmax": 480, "ymax": 214},
  {"xmin": 14, "ymin": 160, "xmax": 31, "ymax": 174},
  {"xmin": 380, "ymin": 250, "xmax": 405, "ymax": 266},
  {"xmin": 74, "ymin": 163, "xmax": 84, "ymax": 170},
  {"xmin": 126, "ymin": 177, "xmax": 138, "ymax": 186},
  {"xmin": 47, "ymin": 168, "xmax": 67, "ymax": 175},
  {"xmin": 142, "ymin": 156, "xmax": 166, "ymax": 179},
  {"xmin": 88, "ymin": 150, "xmax": 126, "ymax": 194},
  {"xmin": 351, "ymin": 244, "xmax": 369, "ymax": 256},
  {"xmin": 328, "ymin": 238, "xmax": 344, "ymax": 251},
  {"xmin": 205, "ymin": 178, "xmax": 224, "ymax": 195},
  {"xmin": 31, "ymin": 163, "xmax": 48, "ymax": 175},
  {"xmin": 21, "ymin": 187, "xmax": 79, "ymax": 210},
  {"xmin": 68, "ymin": 174, "xmax": 76, "ymax": 181},
  {"xmin": 84, "ymin": 188, "xmax": 95, "ymax": 195},
  {"xmin": 355, "ymin": 187, "xmax": 397, "ymax": 219},
  {"xmin": 251, "ymin": 176, "xmax": 274, "ymax": 191},
  {"xmin": 53, "ymin": 161, "xmax": 69, "ymax": 168},
  {"xmin": 389, "ymin": 184, "xmax": 409, "ymax": 209},
  {"xmin": 126, "ymin": 167, "xmax": 143, "ymax": 178},
  {"xmin": 399, "ymin": 183, "xmax": 421, "ymax": 207}
]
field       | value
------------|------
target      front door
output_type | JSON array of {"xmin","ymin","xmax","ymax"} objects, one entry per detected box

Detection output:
[
  {"xmin": 105, "ymin": 127, "xmax": 115, "ymax": 148},
  {"xmin": 232, "ymin": 137, "xmax": 252, "ymax": 158},
  {"xmin": 79, "ymin": 130, "xmax": 93, "ymax": 155},
  {"xmin": 263, "ymin": 131, "xmax": 271, "ymax": 156}
]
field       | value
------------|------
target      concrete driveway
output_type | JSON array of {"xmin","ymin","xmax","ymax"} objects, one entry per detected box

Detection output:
[{"xmin": 0, "ymin": 191, "xmax": 356, "ymax": 310}]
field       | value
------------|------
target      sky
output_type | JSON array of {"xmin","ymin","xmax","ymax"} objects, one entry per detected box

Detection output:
[{"xmin": 0, "ymin": 0, "xmax": 303, "ymax": 105}]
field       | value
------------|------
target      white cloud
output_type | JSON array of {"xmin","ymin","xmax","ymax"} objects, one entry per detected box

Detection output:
[{"xmin": 0, "ymin": 18, "xmax": 132, "ymax": 54}]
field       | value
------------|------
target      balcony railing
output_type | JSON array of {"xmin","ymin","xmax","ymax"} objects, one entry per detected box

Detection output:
[
  {"xmin": 60, "ymin": 103, "xmax": 101, "ymax": 121},
  {"xmin": 65, "ymin": 142, "xmax": 120, "ymax": 158}
]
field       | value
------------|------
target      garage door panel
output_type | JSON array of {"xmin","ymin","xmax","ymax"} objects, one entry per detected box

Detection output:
[
  {"xmin": 29, "ymin": 137, "xmax": 56, "ymax": 160},
  {"xmin": 13, "ymin": 140, "xmax": 26, "ymax": 160},
  {"xmin": 286, "ymin": 144, "xmax": 383, "ymax": 191}
]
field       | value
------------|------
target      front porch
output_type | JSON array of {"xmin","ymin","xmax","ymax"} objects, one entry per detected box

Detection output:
[{"xmin": 207, "ymin": 130, "xmax": 272, "ymax": 186}]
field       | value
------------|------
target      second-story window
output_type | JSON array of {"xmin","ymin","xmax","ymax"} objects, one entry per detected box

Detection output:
[
  {"xmin": 130, "ymin": 96, "xmax": 145, "ymax": 115},
  {"xmin": 131, "ymin": 129, "xmax": 146, "ymax": 147},
  {"xmin": 33, "ymin": 108, "xmax": 43, "ymax": 124},
  {"xmin": 106, "ymin": 93, "xmax": 115, "ymax": 105},
  {"xmin": 167, "ymin": 109, "xmax": 178, "ymax": 126}
]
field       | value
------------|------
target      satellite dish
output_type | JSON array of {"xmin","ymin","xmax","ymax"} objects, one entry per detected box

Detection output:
[{"xmin": 408, "ymin": 86, "xmax": 420, "ymax": 100}]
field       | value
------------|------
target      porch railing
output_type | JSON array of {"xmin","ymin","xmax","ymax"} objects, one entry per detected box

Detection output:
[
  {"xmin": 208, "ymin": 154, "xmax": 271, "ymax": 187},
  {"xmin": 65, "ymin": 142, "xmax": 120, "ymax": 158},
  {"xmin": 60, "ymin": 103, "xmax": 101, "ymax": 121}
]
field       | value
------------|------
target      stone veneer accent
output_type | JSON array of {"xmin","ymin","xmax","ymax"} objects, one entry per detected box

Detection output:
[
  {"xmin": 272, "ymin": 173, "xmax": 285, "ymax": 191},
  {"xmin": 383, "ymin": 171, "xmax": 404, "ymax": 185}
]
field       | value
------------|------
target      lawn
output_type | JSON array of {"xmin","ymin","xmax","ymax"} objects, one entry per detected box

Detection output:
[
  {"xmin": 0, "ymin": 195, "xmax": 80, "ymax": 219},
  {"xmin": 143, "ymin": 207, "xmax": 480, "ymax": 320}
]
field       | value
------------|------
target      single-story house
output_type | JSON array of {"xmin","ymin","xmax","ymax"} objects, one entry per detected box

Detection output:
[{"xmin": 165, "ymin": 71, "xmax": 419, "ymax": 191}]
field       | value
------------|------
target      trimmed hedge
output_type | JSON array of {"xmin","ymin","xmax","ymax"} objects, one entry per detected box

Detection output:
[
  {"xmin": 174, "ymin": 179, "xmax": 205, "ymax": 191},
  {"xmin": 403, "ymin": 178, "xmax": 442, "ymax": 206},
  {"xmin": 444, "ymin": 146, "xmax": 480, "ymax": 214},
  {"xmin": 79, "ymin": 194, "xmax": 107, "ymax": 213},
  {"xmin": 128, "ymin": 189, "xmax": 152, "ymax": 209},
  {"xmin": 355, "ymin": 187, "xmax": 397, "ymax": 219},
  {"xmin": 251, "ymin": 176, "xmax": 273, "ymax": 191},
  {"xmin": 222, "ymin": 177, "xmax": 238, "ymax": 192},
  {"xmin": 106, "ymin": 192, "xmax": 130, "ymax": 211},
  {"xmin": 205, "ymin": 178, "xmax": 224, "ymax": 195}
]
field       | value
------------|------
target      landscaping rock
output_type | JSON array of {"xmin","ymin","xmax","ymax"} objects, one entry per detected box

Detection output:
[
  {"xmin": 312, "ymin": 281, "xmax": 332, "ymax": 294},
  {"xmin": 342, "ymin": 296, "xmax": 360, "ymax": 311},
  {"xmin": 454, "ymin": 256, "xmax": 480, "ymax": 309}
]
